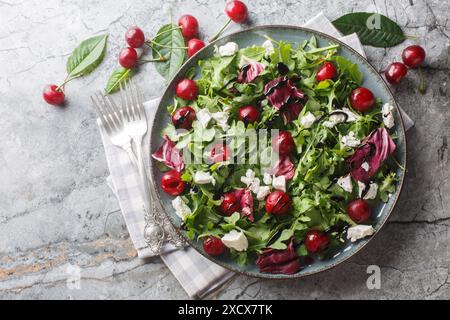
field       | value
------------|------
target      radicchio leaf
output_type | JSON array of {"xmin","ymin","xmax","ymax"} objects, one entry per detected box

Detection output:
[
  {"xmin": 270, "ymin": 156, "xmax": 295, "ymax": 180},
  {"xmin": 240, "ymin": 189, "xmax": 254, "ymax": 222},
  {"xmin": 256, "ymin": 241, "xmax": 300, "ymax": 275},
  {"xmin": 281, "ymin": 102, "xmax": 303, "ymax": 124},
  {"xmin": 237, "ymin": 61, "xmax": 265, "ymax": 83},
  {"xmin": 151, "ymin": 136, "xmax": 184, "ymax": 172},
  {"xmin": 347, "ymin": 127, "xmax": 396, "ymax": 182}
]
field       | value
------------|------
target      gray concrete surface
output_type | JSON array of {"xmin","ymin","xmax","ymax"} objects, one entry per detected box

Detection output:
[{"xmin": 0, "ymin": 0, "xmax": 449, "ymax": 300}]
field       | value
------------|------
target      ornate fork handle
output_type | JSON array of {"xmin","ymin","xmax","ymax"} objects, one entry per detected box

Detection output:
[{"xmin": 135, "ymin": 143, "xmax": 186, "ymax": 253}]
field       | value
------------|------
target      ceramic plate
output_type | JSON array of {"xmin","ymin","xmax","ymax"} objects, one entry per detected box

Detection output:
[{"xmin": 149, "ymin": 25, "xmax": 407, "ymax": 279}]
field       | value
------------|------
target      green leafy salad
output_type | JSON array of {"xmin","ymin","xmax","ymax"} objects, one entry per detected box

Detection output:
[{"xmin": 152, "ymin": 36, "xmax": 400, "ymax": 274}]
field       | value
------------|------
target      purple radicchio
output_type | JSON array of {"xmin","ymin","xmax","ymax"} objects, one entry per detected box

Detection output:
[
  {"xmin": 270, "ymin": 156, "xmax": 295, "ymax": 180},
  {"xmin": 237, "ymin": 61, "xmax": 265, "ymax": 83},
  {"xmin": 151, "ymin": 136, "xmax": 184, "ymax": 172},
  {"xmin": 256, "ymin": 241, "xmax": 301, "ymax": 275},
  {"xmin": 264, "ymin": 76, "xmax": 306, "ymax": 124},
  {"xmin": 347, "ymin": 127, "xmax": 396, "ymax": 182},
  {"xmin": 240, "ymin": 189, "xmax": 254, "ymax": 222}
]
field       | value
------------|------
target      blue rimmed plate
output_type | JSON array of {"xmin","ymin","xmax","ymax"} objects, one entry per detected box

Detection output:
[{"xmin": 149, "ymin": 25, "xmax": 407, "ymax": 279}]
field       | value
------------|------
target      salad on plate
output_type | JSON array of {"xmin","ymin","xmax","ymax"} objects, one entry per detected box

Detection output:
[{"xmin": 152, "ymin": 35, "xmax": 400, "ymax": 275}]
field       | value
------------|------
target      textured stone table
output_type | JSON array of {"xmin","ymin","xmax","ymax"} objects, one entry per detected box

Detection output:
[{"xmin": 0, "ymin": 0, "xmax": 448, "ymax": 299}]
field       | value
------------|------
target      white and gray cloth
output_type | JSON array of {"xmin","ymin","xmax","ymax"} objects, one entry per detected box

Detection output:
[{"xmin": 99, "ymin": 12, "xmax": 414, "ymax": 299}]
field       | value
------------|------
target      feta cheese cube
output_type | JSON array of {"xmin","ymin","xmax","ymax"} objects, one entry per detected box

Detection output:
[
  {"xmin": 272, "ymin": 175, "xmax": 286, "ymax": 192},
  {"xmin": 341, "ymin": 131, "xmax": 361, "ymax": 148},
  {"xmin": 300, "ymin": 112, "xmax": 316, "ymax": 128},
  {"xmin": 194, "ymin": 171, "xmax": 216, "ymax": 186},
  {"xmin": 361, "ymin": 162, "xmax": 370, "ymax": 172},
  {"xmin": 263, "ymin": 173, "xmax": 273, "ymax": 185},
  {"xmin": 245, "ymin": 169, "xmax": 256, "ymax": 179},
  {"xmin": 257, "ymin": 186, "xmax": 271, "ymax": 200},
  {"xmin": 221, "ymin": 230, "xmax": 248, "ymax": 252},
  {"xmin": 363, "ymin": 182, "xmax": 378, "ymax": 200},
  {"xmin": 218, "ymin": 42, "xmax": 239, "ymax": 56},
  {"xmin": 357, "ymin": 181, "xmax": 367, "ymax": 198},
  {"xmin": 171, "ymin": 197, "xmax": 191, "ymax": 220},
  {"xmin": 347, "ymin": 225, "xmax": 375, "ymax": 242},
  {"xmin": 211, "ymin": 111, "xmax": 229, "ymax": 131},
  {"xmin": 382, "ymin": 103, "xmax": 395, "ymax": 129},
  {"xmin": 337, "ymin": 175, "xmax": 353, "ymax": 193},
  {"xmin": 196, "ymin": 109, "xmax": 212, "ymax": 128}
]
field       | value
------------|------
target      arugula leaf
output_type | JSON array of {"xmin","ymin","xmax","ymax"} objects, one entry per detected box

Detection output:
[{"xmin": 269, "ymin": 229, "xmax": 294, "ymax": 250}]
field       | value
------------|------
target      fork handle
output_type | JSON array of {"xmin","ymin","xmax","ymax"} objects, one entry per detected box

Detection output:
[{"xmin": 133, "ymin": 140, "xmax": 153, "ymax": 211}]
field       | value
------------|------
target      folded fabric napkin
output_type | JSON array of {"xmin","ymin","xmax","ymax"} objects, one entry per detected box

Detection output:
[{"xmin": 99, "ymin": 12, "xmax": 414, "ymax": 299}]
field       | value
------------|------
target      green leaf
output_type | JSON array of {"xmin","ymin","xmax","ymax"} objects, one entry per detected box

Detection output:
[
  {"xmin": 334, "ymin": 56, "xmax": 363, "ymax": 85},
  {"xmin": 152, "ymin": 24, "xmax": 186, "ymax": 81},
  {"xmin": 66, "ymin": 34, "xmax": 108, "ymax": 78},
  {"xmin": 269, "ymin": 229, "xmax": 294, "ymax": 250},
  {"xmin": 105, "ymin": 67, "xmax": 133, "ymax": 94},
  {"xmin": 332, "ymin": 12, "xmax": 405, "ymax": 48},
  {"xmin": 224, "ymin": 212, "xmax": 240, "ymax": 225}
]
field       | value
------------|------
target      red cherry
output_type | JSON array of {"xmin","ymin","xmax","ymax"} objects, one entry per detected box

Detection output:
[
  {"xmin": 187, "ymin": 38, "xmax": 205, "ymax": 57},
  {"xmin": 225, "ymin": 0, "xmax": 248, "ymax": 23},
  {"xmin": 272, "ymin": 131, "xmax": 295, "ymax": 156},
  {"xmin": 203, "ymin": 236, "xmax": 225, "ymax": 256},
  {"xmin": 402, "ymin": 45, "xmax": 426, "ymax": 68},
  {"xmin": 237, "ymin": 105, "xmax": 260, "ymax": 125},
  {"xmin": 161, "ymin": 170, "xmax": 185, "ymax": 196},
  {"xmin": 119, "ymin": 47, "xmax": 138, "ymax": 69},
  {"xmin": 316, "ymin": 62, "xmax": 337, "ymax": 82},
  {"xmin": 209, "ymin": 144, "xmax": 230, "ymax": 163},
  {"xmin": 178, "ymin": 15, "xmax": 199, "ymax": 39},
  {"xmin": 176, "ymin": 79, "xmax": 198, "ymax": 101},
  {"xmin": 265, "ymin": 191, "xmax": 292, "ymax": 216},
  {"xmin": 347, "ymin": 199, "xmax": 372, "ymax": 223},
  {"xmin": 125, "ymin": 27, "xmax": 145, "ymax": 48},
  {"xmin": 385, "ymin": 62, "xmax": 408, "ymax": 85},
  {"xmin": 43, "ymin": 85, "xmax": 65, "ymax": 106},
  {"xmin": 219, "ymin": 192, "xmax": 240, "ymax": 216},
  {"xmin": 172, "ymin": 106, "xmax": 196, "ymax": 130},
  {"xmin": 349, "ymin": 87, "xmax": 375, "ymax": 112},
  {"xmin": 305, "ymin": 230, "xmax": 330, "ymax": 253}
]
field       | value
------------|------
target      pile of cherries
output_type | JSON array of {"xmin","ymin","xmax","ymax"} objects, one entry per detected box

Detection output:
[{"xmin": 384, "ymin": 45, "xmax": 426, "ymax": 86}]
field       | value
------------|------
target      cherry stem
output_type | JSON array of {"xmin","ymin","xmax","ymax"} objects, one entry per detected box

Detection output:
[
  {"xmin": 153, "ymin": 26, "xmax": 182, "ymax": 38},
  {"xmin": 56, "ymin": 75, "xmax": 81, "ymax": 91},
  {"xmin": 418, "ymin": 66, "xmax": 426, "ymax": 94},
  {"xmin": 147, "ymin": 39, "xmax": 187, "ymax": 50},
  {"xmin": 209, "ymin": 19, "xmax": 232, "ymax": 43},
  {"xmin": 138, "ymin": 57, "xmax": 167, "ymax": 65}
]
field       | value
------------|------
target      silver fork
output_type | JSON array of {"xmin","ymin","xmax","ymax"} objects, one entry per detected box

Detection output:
[
  {"xmin": 91, "ymin": 92, "xmax": 138, "ymax": 168},
  {"xmin": 119, "ymin": 80, "xmax": 186, "ymax": 252}
]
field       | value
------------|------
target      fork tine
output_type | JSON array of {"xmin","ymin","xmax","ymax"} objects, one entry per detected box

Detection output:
[
  {"xmin": 130, "ymin": 80, "xmax": 143, "ymax": 120},
  {"xmin": 124, "ymin": 79, "xmax": 136, "ymax": 121},
  {"xmin": 91, "ymin": 95, "xmax": 112, "ymax": 134},
  {"xmin": 98, "ymin": 92, "xmax": 121, "ymax": 131},
  {"xmin": 104, "ymin": 93, "xmax": 123, "ymax": 124},
  {"xmin": 120, "ymin": 81, "xmax": 131, "ymax": 122}
]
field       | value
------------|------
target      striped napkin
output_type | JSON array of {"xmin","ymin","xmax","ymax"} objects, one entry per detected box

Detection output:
[{"xmin": 100, "ymin": 12, "xmax": 414, "ymax": 299}]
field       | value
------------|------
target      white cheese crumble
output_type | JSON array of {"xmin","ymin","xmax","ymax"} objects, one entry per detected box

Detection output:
[
  {"xmin": 341, "ymin": 131, "xmax": 361, "ymax": 148},
  {"xmin": 361, "ymin": 162, "xmax": 370, "ymax": 172},
  {"xmin": 240, "ymin": 169, "xmax": 261, "ymax": 195},
  {"xmin": 382, "ymin": 103, "xmax": 395, "ymax": 129},
  {"xmin": 221, "ymin": 230, "xmax": 248, "ymax": 251},
  {"xmin": 171, "ymin": 196, "xmax": 191, "ymax": 220},
  {"xmin": 363, "ymin": 182, "xmax": 378, "ymax": 200},
  {"xmin": 263, "ymin": 173, "xmax": 273, "ymax": 185},
  {"xmin": 194, "ymin": 171, "xmax": 216, "ymax": 186},
  {"xmin": 218, "ymin": 42, "xmax": 239, "ymax": 56},
  {"xmin": 211, "ymin": 111, "xmax": 229, "ymax": 131},
  {"xmin": 257, "ymin": 186, "xmax": 271, "ymax": 200},
  {"xmin": 196, "ymin": 109, "xmax": 212, "ymax": 128},
  {"xmin": 323, "ymin": 108, "xmax": 361, "ymax": 128},
  {"xmin": 272, "ymin": 175, "xmax": 286, "ymax": 192},
  {"xmin": 300, "ymin": 112, "xmax": 316, "ymax": 128},
  {"xmin": 337, "ymin": 175, "xmax": 353, "ymax": 193},
  {"xmin": 357, "ymin": 181, "xmax": 367, "ymax": 198},
  {"xmin": 347, "ymin": 225, "xmax": 375, "ymax": 242},
  {"xmin": 262, "ymin": 39, "xmax": 275, "ymax": 57}
]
